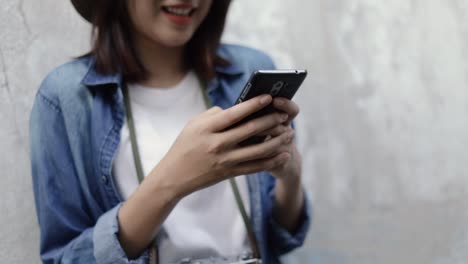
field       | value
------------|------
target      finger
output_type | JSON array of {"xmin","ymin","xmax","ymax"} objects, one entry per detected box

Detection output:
[
  {"xmin": 208, "ymin": 94, "xmax": 272, "ymax": 132},
  {"xmin": 273, "ymin": 98, "xmax": 300, "ymax": 125},
  {"xmin": 218, "ymin": 112, "xmax": 288, "ymax": 146},
  {"xmin": 204, "ymin": 106, "xmax": 223, "ymax": 116},
  {"xmin": 228, "ymin": 152, "xmax": 291, "ymax": 177},
  {"xmin": 221, "ymin": 128, "xmax": 294, "ymax": 165},
  {"xmin": 257, "ymin": 125, "xmax": 289, "ymax": 137}
]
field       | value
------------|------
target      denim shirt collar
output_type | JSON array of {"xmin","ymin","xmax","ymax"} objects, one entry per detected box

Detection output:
[
  {"xmin": 81, "ymin": 56, "xmax": 123, "ymax": 87},
  {"xmin": 80, "ymin": 53, "xmax": 244, "ymax": 89}
]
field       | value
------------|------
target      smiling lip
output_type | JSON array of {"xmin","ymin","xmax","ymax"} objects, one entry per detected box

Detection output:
[{"xmin": 161, "ymin": 4, "xmax": 196, "ymax": 25}]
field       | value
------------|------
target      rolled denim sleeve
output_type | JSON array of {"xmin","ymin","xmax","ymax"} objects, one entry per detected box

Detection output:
[
  {"xmin": 30, "ymin": 90, "xmax": 149, "ymax": 264},
  {"xmin": 268, "ymin": 189, "xmax": 312, "ymax": 255},
  {"xmin": 93, "ymin": 203, "xmax": 150, "ymax": 264}
]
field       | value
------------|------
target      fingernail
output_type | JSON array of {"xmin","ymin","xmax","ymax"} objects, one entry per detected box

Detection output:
[
  {"xmin": 281, "ymin": 114, "xmax": 289, "ymax": 121},
  {"xmin": 260, "ymin": 95, "xmax": 271, "ymax": 105}
]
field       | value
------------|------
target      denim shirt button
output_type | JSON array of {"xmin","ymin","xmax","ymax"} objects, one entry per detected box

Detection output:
[{"xmin": 101, "ymin": 175, "xmax": 109, "ymax": 185}]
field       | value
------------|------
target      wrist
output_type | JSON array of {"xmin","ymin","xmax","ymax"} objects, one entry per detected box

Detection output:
[
  {"xmin": 276, "ymin": 174, "xmax": 302, "ymax": 201},
  {"xmin": 277, "ymin": 169, "xmax": 301, "ymax": 186},
  {"xmin": 273, "ymin": 171, "xmax": 305, "ymax": 232},
  {"xmin": 275, "ymin": 164, "xmax": 302, "ymax": 207},
  {"xmin": 276, "ymin": 156, "xmax": 302, "ymax": 189},
  {"xmin": 146, "ymin": 159, "xmax": 187, "ymax": 203},
  {"xmin": 147, "ymin": 153, "xmax": 214, "ymax": 202}
]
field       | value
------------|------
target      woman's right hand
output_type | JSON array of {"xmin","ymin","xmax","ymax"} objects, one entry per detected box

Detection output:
[
  {"xmin": 117, "ymin": 94, "xmax": 294, "ymax": 258},
  {"xmin": 152, "ymin": 94, "xmax": 295, "ymax": 198}
]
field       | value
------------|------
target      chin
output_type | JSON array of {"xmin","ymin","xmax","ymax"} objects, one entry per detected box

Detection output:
[{"xmin": 152, "ymin": 31, "xmax": 194, "ymax": 48}]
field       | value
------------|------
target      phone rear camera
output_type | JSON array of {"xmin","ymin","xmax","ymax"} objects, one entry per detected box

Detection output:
[{"xmin": 271, "ymin": 81, "xmax": 284, "ymax": 96}]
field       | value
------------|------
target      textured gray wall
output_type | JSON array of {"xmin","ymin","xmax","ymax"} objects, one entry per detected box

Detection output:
[{"xmin": 1, "ymin": 0, "xmax": 467, "ymax": 263}]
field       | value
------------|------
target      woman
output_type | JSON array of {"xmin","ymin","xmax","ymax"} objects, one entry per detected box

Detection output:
[{"xmin": 30, "ymin": 0, "xmax": 311, "ymax": 263}]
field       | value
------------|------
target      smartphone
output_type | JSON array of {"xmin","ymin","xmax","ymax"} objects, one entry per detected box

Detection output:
[{"xmin": 231, "ymin": 69, "xmax": 307, "ymax": 146}]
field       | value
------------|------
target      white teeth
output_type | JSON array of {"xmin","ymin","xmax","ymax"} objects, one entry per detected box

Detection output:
[{"xmin": 166, "ymin": 7, "xmax": 192, "ymax": 16}]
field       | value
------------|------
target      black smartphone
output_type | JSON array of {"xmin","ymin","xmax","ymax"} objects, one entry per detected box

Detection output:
[{"xmin": 231, "ymin": 69, "xmax": 307, "ymax": 146}]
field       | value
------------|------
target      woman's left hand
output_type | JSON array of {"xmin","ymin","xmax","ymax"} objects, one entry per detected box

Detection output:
[
  {"xmin": 264, "ymin": 97, "xmax": 302, "ymax": 181},
  {"xmin": 262, "ymin": 97, "xmax": 305, "ymax": 232}
]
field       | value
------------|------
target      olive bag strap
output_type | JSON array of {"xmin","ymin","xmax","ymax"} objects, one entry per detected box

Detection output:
[{"xmin": 122, "ymin": 83, "xmax": 159, "ymax": 264}]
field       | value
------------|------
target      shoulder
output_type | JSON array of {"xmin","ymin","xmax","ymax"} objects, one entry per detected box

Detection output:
[
  {"xmin": 218, "ymin": 43, "xmax": 276, "ymax": 70},
  {"xmin": 37, "ymin": 56, "xmax": 92, "ymax": 107}
]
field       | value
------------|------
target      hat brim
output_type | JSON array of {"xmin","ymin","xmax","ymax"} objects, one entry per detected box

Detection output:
[{"xmin": 71, "ymin": 0, "xmax": 93, "ymax": 22}]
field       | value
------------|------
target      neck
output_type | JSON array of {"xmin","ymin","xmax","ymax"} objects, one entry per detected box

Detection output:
[{"xmin": 134, "ymin": 35, "xmax": 188, "ymax": 88}]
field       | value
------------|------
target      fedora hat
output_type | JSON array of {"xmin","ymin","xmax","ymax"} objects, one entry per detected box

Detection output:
[{"xmin": 71, "ymin": 0, "xmax": 93, "ymax": 22}]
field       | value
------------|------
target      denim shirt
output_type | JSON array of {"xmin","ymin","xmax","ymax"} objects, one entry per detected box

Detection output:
[{"xmin": 30, "ymin": 44, "xmax": 311, "ymax": 264}]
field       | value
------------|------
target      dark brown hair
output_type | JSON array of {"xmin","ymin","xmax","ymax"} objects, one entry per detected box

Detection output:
[{"xmin": 89, "ymin": 0, "xmax": 231, "ymax": 83}]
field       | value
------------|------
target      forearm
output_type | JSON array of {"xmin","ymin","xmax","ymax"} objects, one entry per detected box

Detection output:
[
  {"xmin": 117, "ymin": 163, "xmax": 183, "ymax": 259},
  {"xmin": 273, "ymin": 174, "xmax": 304, "ymax": 233}
]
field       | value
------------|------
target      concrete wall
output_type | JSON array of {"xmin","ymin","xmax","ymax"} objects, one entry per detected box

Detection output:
[{"xmin": 1, "ymin": 0, "xmax": 467, "ymax": 263}]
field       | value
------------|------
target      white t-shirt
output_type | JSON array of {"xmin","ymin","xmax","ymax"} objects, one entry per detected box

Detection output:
[{"xmin": 112, "ymin": 71, "xmax": 251, "ymax": 262}]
